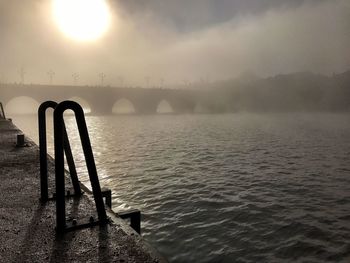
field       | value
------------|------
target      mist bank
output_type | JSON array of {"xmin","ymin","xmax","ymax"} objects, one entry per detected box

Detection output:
[
  {"xmin": 2, "ymin": 70, "xmax": 350, "ymax": 114},
  {"xmin": 197, "ymin": 70, "xmax": 350, "ymax": 113}
]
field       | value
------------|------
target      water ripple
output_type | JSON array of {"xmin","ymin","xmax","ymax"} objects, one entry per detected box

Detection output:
[{"xmin": 14, "ymin": 113, "xmax": 350, "ymax": 263}]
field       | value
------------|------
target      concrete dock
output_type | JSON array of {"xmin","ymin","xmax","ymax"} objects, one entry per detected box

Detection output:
[{"xmin": 0, "ymin": 118, "xmax": 167, "ymax": 263}]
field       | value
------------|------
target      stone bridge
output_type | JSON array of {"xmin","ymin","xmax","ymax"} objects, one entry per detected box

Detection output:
[{"xmin": 1, "ymin": 84, "xmax": 224, "ymax": 115}]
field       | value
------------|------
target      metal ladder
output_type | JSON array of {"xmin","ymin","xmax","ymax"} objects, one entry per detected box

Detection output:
[
  {"xmin": 38, "ymin": 100, "xmax": 141, "ymax": 234},
  {"xmin": 39, "ymin": 100, "xmax": 107, "ymax": 233}
]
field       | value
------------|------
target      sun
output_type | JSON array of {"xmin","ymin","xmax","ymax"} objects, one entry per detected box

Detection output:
[{"xmin": 52, "ymin": 0, "xmax": 111, "ymax": 42}]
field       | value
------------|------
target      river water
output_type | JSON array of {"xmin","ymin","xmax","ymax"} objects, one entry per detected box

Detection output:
[{"xmin": 12, "ymin": 113, "xmax": 350, "ymax": 262}]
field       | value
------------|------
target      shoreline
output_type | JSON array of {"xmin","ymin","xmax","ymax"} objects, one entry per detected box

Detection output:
[{"xmin": 0, "ymin": 118, "xmax": 167, "ymax": 262}]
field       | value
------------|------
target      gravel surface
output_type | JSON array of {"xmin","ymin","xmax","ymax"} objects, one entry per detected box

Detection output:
[{"xmin": 0, "ymin": 119, "xmax": 167, "ymax": 263}]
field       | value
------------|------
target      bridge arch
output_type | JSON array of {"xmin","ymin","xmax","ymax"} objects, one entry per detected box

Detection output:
[
  {"xmin": 156, "ymin": 99, "xmax": 174, "ymax": 114},
  {"xmin": 5, "ymin": 96, "xmax": 40, "ymax": 115},
  {"xmin": 68, "ymin": 97, "xmax": 91, "ymax": 113},
  {"xmin": 194, "ymin": 102, "xmax": 210, "ymax": 113},
  {"xmin": 112, "ymin": 98, "xmax": 136, "ymax": 114},
  {"xmin": 2, "ymin": 83, "xmax": 201, "ymax": 115}
]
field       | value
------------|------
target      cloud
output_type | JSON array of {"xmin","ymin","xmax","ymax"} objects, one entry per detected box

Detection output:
[
  {"xmin": 118, "ymin": 0, "xmax": 322, "ymax": 33},
  {"xmin": 124, "ymin": 0, "xmax": 350, "ymax": 83},
  {"xmin": 0, "ymin": 0, "xmax": 349, "ymax": 86}
]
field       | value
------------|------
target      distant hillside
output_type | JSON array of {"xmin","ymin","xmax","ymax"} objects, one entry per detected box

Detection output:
[{"xmin": 206, "ymin": 71, "xmax": 350, "ymax": 112}]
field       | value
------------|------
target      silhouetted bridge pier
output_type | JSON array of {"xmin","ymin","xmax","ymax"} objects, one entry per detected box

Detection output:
[{"xmin": 1, "ymin": 84, "xmax": 223, "ymax": 115}]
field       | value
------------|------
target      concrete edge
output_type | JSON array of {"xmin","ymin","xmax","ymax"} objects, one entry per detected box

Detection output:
[{"xmin": 12, "ymin": 120, "xmax": 168, "ymax": 263}]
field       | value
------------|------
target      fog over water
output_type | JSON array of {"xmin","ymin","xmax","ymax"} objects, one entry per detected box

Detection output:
[{"xmin": 1, "ymin": 0, "xmax": 350, "ymax": 262}]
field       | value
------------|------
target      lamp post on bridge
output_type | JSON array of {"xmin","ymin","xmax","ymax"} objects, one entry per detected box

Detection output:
[
  {"xmin": 18, "ymin": 67, "xmax": 26, "ymax": 84},
  {"xmin": 182, "ymin": 78, "xmax": 189, "ymax": 87},
  {"xmin": 160, "ymin": 78, "xmax": 164, "ymax": 88},
  {"xmin": 99, "ymin": 73, "xmax": 106, "ymax": 86},
  {"xmin": 144, "ymin": 76, "xmax": 150, "ymax": 88},
  {"xmin": 72, "ymin": 73, "xmax": 79, "ymax": 85},
  {"xmin": 0, "ymin": 73, "xmax": 4, "ymax": 84},
  {"xmin": 118, "ymin": 76, "xmax": 124, "ymax": 87},
  {"xmin": 47, "ymin": 70, "xmax": 55, "ymax": 85}
]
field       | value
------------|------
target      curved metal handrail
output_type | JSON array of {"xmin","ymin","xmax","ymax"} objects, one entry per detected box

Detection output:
[
  {"xmin": 54, "ymin": 101, "xmax": 107, "ymax": 232},
  {"xmin": 38, "ymin": 101, "xmax": 81, "ymax": 202}
]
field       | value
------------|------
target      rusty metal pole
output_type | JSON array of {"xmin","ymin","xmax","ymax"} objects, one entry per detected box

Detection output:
[
  {"xmin": 53, "ymin": 107, "xmax": 66, "ymax": 232},
  {"xmin": 38, "ymin": 101, "xmax": 57, "ymax": 202}
]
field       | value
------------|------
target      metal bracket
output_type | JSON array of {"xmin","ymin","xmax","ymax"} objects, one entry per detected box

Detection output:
[
  {"xmin": 101, "ymin": 188, "xmax": 112, "ymax": 208},
  {"xmin": 118, "ymin": 209, "xmax": 141, "ymax": 234},
  {"xmin": 47, "ymin": 190, "xmax": 85, "ymax": 201},
  {"xmin": 64, "ymin": 216, "xmax": 106, "ymax": 232}
]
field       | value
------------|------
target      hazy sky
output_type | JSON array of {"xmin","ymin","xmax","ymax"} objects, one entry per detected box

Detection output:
[{"xmin": 0, "ymin": 0, "xmax": 349, "ymax": 86}]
